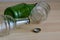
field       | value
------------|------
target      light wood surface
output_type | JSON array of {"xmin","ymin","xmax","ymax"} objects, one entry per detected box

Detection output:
[{"xmin": 0, "ymin": 1, "xmax": 60, "ymax": 40}]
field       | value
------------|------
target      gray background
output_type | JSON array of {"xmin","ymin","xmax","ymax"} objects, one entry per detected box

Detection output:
[{"xmin": 0, "ymin": 0, "xmax": 60, "ymax": 2}]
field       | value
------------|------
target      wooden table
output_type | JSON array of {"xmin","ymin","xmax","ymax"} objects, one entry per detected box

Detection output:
[{"xmin": 0, "ymin": 1, "xmax": 60, "ymax": 40}]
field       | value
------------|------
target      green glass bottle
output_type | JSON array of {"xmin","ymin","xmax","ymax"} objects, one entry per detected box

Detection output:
[{"xmin": 4, "ymin": 3, "xmax": 36, "ymax": 20}]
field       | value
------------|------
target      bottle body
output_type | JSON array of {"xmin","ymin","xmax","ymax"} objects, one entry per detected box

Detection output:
[{"xmin": 4, "ymin": 3, "xmax": 36, "ymax": 21}]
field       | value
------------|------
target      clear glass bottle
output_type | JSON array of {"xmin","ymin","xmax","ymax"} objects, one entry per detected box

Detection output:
[
  {"xmin": 0, "ymin": 15, "xmax": 15, "ymax": 36},
  {"xmin": 0, "ymin": 15, "xmax": 30, "ymax": 36},
  {"xmin": 30, "ymin": 1, "xmax": 50, "ymax": 23},
  {"xmin": 0, "ymin": 15, "xmax": 9, "ymax": 36}
]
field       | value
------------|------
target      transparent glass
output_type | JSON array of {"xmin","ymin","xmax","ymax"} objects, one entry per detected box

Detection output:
[
  {"xmin": 0, "ymin": 15, "xmax": 15, "ymax": 36},
  {"xmin": 30, "ymin": 1, "xmax": 50, "ymax": 24},
  {"xmin": 0, "ymin": 15, "xmax": 9, "ymax": 36}
]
